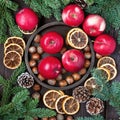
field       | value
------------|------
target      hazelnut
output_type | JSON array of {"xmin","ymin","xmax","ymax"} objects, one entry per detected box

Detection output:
[
  {"xmin": 47, "ymin": 79, "xmax": 56, "ymax": 86},
  {"xmin": 34, "ymin": 117, "xmax": 39, "ymax": 120},
  {"xmin": 32, "ymin": 92, "xmax": 41, "ymax": 100},
  {"xmin": 84, "ymin": 45, "xmax": 90, "ymax": 52},
  {"xmin": 60, "ymin": 47, "xmax": 67, "ymax": 54},
  {"xmin": 96, "ymin": 53, "xmax": 102, "ymax": 59},
  {"xmin": 62, "ymin": 68, "xmax": 66, "ymax": 74},
  {"xmin": 29, "ymin": 59, "xmax": 36, "ymax": 67},
  {"xmin": 32, "ymin": 67, "xmax": 38, "ymax": 74},
  {"xmin": 66, "ymin": 76, "xmax": 74, "ymax": 84},
  {"xmin": 79, "ymin": 68, "xmax": 87, "ymax": 75},
  {"xmin": 38, "ymin": 74, "xmax": 45, "ymax": 81},
  {"xmin": 34, "ymin": 34, "xmax": 41, "ymax": 43},
  {"xmin": 49, "ymin": 117, "xmax": 56, "ymax": 120},
  {"xmin": 84, "ymin": 60, "xmax": 90, "ymax": 68},
  {"xmin": 66, "ymin": 116, "xmax": 73, "ymax": 120},
  {"xmin": 56, "ymin": 74, "xmax": 62, "ymax": 81},
  {"xmin": 33, "ymin": 84, "xmax": 41, "ymax": 91},
  {"xmin": 37, "ymin": 46, "xmax": 43, "ymax": 54},
  {"xmin": 59, "ymin": 80, "xmax": 67, "ymax": 87},
  {"xmin": 56, "ymin": 114, "xmax": 64, "ymax": 120},
  {"xmin": 72, "ymin": 73, "xmax": 81, "ymax": 81},
  {"xmin": 84, "ymin": 52, "xmax": 91, "ymax": 59},
  {"xmin": 29, "ymin": 46, "xmax": 37, "ymax": 53},
  {"xmin": 31, "ymin": 53, "xmax": 40, "ymax": 60}
]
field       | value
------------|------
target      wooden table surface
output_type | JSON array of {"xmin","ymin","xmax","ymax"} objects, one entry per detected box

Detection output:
[{"xmin": 1, "ymin": 1, "xmax": 120, "ymax": 120}]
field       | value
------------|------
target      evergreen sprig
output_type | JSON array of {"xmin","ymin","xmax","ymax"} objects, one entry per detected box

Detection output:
[
  {"xmin": 85, "ymin": 0, "xmax": 120, "ymax": 44},
  {"xmin": 91, "ymin": 68, "xmax": 120, "ymax": 116},
  {"xmin": 0, "ymin": 0, "xmax": 22, "ymax": 43},
  {"xmin": 23, "ymin": 0, "xmax": 73, "ymax": 21},
  {"xmin": 76, "ymin": 115, "xmax": 104, "ymax": 120}
]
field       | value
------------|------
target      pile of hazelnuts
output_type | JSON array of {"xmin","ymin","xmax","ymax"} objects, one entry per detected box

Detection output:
[{"xmin": 28, "ymin": 34, "xmax": 92, "ymax": 87}]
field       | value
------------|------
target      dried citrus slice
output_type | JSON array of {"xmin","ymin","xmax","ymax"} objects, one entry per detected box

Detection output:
[
  {"xmin": 4, "ymin": 43, "xmax": 24, "ymax": 56},
  {"xmin": 3, "ymin": 51, "xmax": 22, "ymax": 69},
  {"xmin": 4, "ymin": 36, "xmax": 26, "ymax": 50},
  {"xmin": 43, "ymin": 90, "xmax": 62, "ymax": 109},
  {"xmin": 66, "ymin": 28, "xmax": 88, "ymax": 49},
  {"xmin": 62, "ymin": 96, "xmax": 80, "ymax": 115},
  {"xmin": 55, "ymin": 95, "xmax": 68, "ymax": 114},
  {"xmin": 18, "ymin": 25, "xmax": 37, "ymax": 35},
  {"xmin": 100, "ymin": 64, "xmax": 117, "ymax": 80},
  {"xmin": 97, "ymin": 56, "xmax": 116, "ymax": 67},
  {"xmin": 97, "ymin": 67, "xmax": 111, "ymax": 81},
  {"xmin": 84, "ymin": 77, "xmax": 101, "ymax": 94}
]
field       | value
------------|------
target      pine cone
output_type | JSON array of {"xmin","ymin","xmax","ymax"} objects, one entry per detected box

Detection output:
[
  {"xmin": 72, "ymin": 86, "xmax": 91, "ymax": 103},
  {"xmin": 74, "ymin": 0, "xmax": 87, "ymax": 8},
  {"xmin": 17, "ymin": 72, "xmax": 34, "ymax": 88},
  {"xmin": 86, "ymin": 97, "xmax": 104, "ymax": 115}
]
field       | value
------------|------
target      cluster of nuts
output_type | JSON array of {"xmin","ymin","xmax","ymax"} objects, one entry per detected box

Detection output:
[{"xmin": 28, "ymin": 34, "xmax": 92, "ymax": 87}]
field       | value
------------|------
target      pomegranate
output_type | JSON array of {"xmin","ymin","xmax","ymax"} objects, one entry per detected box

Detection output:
[
  {"xmin": 15, "ymin": 8, "xmax": 38, "ymax": 31},
  {"xmin": 62, "ymin": 4, "xmax": 84, "ymax": 27},
  {"xmin": 94, "ymin": 34, "xmax": 116, "ymax": 56},
  {"xmin": 83, "ymin": 14, "xmax": 106, "ymax": 37},
  {"xmin": 38, "ymin": 56, "xmax": 62, "ymax": 79},
  {"xmin": 40, "ymin": 31, "xmax": 64, "ymax": 54},
  {"xmin": 62, "ymin": 49, "xmax": 85, "ymax": 72}
]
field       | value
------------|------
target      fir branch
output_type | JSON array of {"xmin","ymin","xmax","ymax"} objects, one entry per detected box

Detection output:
[
  {"xmin": 85, "ymin": 0, "xmax": 120, "ymax": 44},
  {"xmin": 0, "ymin": 75, "xmax": 7, "ymax": 86},
  {"xmin": 76, "ymin": 115, "xmax": 104, "ymax": 120},
  {"xmin": 23, "ymin": 0, "xmax": 73, "ymax": 20}
]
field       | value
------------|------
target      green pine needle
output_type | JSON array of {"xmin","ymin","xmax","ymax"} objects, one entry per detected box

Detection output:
[
  {"xmin": 76, "ymin": 115, "xmax": 104, "ymax": 120},
  {"xmin": 85, "ymin": 0, "xmax": 120, "ymax": 44}
]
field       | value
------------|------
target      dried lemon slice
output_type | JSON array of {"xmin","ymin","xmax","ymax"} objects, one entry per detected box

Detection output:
[
  {"xmin": 97, "ymin": 56, "xmax": 116, "ymax": 67},
  {"xmin": 4, "ymin": 36, "xmax": 26, "ymax": 50},
  {"xmin": 84, "ymin": 77, "xmax": 101, "ymax": 94},
  {"xmin": 43, "ymin": 90, "xmax": 62, "ymax": 109},
  {"xmin": 62, "ymin": 96, "xmax": 80, "ymax": 115},
  {"xmin": 4, "ymin": 43, "xmax": 24, "ymax": 56},
  {"xmin": 66, "ymin": 28, "xmax": 88, "ymax": 49},
  {"xmin": 3, "ymin": 51, "xmax": 22, "ymax": 69},
  {"xmin": 55, "ymin": 95, "xmax": 68, "ymax": 114},
  {"xmin": 100, "ymin": 64, "xmax": 117, "ymax": 80}
]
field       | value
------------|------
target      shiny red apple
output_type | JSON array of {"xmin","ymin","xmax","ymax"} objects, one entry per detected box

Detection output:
[
  {"xmin": 40, "ymin": 31, "xmax": 64, "ymax": 54},
  {"xmin": 94, "ymin": 34, "xmax": 116, "ymax": 56},
  {"xmin": 62, "ymin": 4, "xmax": 84, "ymax": 27},
  {"xmin": 38, "ymin": 56, "xmax": 62, "ymax": 79},
  {"xmin": 83, "ymin": 14, "xmax": 106, "ymax": 37},
  {"xmin": 62, "ymin": 49, "xmax": 85, "ymax": 72},
  {"xmin": 15, "ymin": 8, "xmax": 38, "ymax": 31}
]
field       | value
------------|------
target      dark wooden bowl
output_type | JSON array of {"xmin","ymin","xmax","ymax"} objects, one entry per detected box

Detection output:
[{"xmin": 25, "ymin": 22, "xmax": 95, "ymax": 90}]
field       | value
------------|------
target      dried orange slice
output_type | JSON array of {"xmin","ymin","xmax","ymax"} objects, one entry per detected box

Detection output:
[
  {"xmin": 43, "ymin": 90, "xmax": 62, "ymax": 109},
  {"xmin": 97, "ymin": 56, "xmax": 116, "ymax": 68},
  {"xmin": 62, "ymin": 96, "xmax": 80, "ymax": 115},
  {"xmin": 4, "ymin": 43, "xmax": 24, "ymax": 56},
  {"xmin": 97, "ymin": 67, "xmax": 111, "ymax": 81},
  {"xmin": 66, "ymin": 28, "xmax": 88, "ymax": 49},
  {"xmin": 55, "ymin": 95, "xmax": 68, "ymax": 114},
  {"xmin": 4, "ymin": 36, "xmax": 26, "ymax": 50},
  {"xmin": 84, "ymin": 77, "xmax": 101, "ymax": 94},
  {"xmin": 18, "ymin": 25, "xmax": 37, "ymax": 35},
  {"xmin": 100, "ymin": 64, "xmax": 117, "ymax": 80},
  {"xmin": 3, "ymin": 51, "xmax": 22, "ymax": 69}
]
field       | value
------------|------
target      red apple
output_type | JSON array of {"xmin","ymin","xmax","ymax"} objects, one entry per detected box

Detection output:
[
  {"xmin": 15, "ymin": 8, "xmax": 38, "ymax": 31},
  {"xmin": 94, "ymin": 34, "xmax": 116, "ymax": 56},
  {"xmin": 40, "ymin": 31, "xmax": 64, "ymax": 54},
  {"xmin": 62, "ymin": 4, "xmax": 84, "ymax": 27},
  {"xmin": 62, "ymin": 49, "xmax": 85, "ymax": 72},
  {"xmin": 83, "ymin": 14, "xmax": 106, "ymax": 37},
  {"xmin": 38, "ymin": 56, "xmax": 62, "ymax": 79}
]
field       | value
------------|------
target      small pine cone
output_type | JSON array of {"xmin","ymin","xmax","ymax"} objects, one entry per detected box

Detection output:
[
  {"xmin": 72, "ymin": 86, "xmax": 91, "ymax": 103},
  {"xmin": 17, "ymin": 72, "xmax": 34, "ymax": 88},
  {"xmin": 86, "ymin": 97, "xmax": 104, "ymax": 115},
  {"xmin": 74, "ymin": 0, "xmax": 87, "ymax": 8}
]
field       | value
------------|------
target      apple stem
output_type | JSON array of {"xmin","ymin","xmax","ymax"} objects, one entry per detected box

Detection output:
[{"xmin": 50, "ymin": 40, "xmax": 55, "ymax": 44}]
